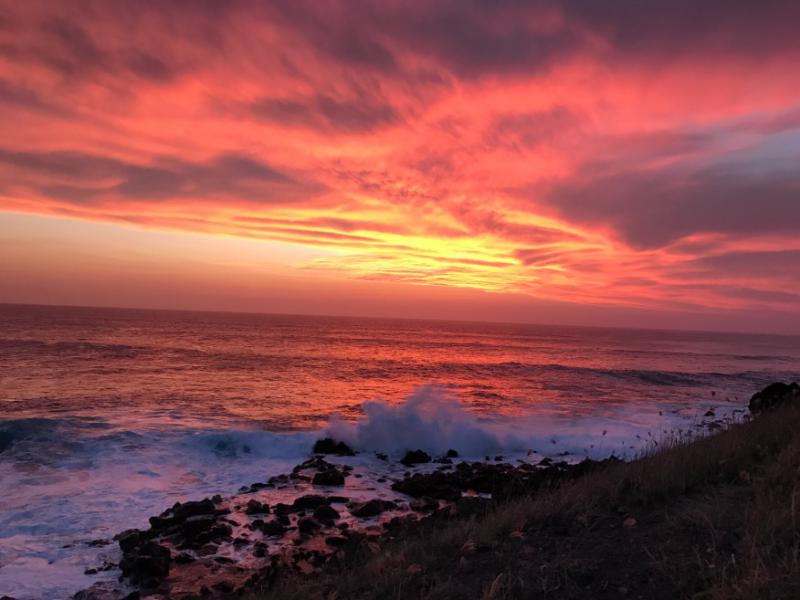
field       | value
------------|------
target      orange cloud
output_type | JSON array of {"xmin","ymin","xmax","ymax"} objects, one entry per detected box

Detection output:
[{"xmin": 1, "ymin": 0, "xmax": 799, "ymax": 326}]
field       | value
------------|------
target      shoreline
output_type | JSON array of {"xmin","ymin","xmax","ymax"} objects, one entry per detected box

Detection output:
[{"xmin": 63, "ymin": 383, "xmax": 799, "ymax": 600}]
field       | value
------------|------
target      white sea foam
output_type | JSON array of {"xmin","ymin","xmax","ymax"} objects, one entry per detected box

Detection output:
[{"xmin": 325, "ymin": 384, "xmax": 745, "ymax": 459}]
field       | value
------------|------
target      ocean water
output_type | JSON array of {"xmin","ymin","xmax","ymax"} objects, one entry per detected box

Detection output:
[{"xmin": 1, "ymin": 303, "xmax": 798, "ymax": 598}]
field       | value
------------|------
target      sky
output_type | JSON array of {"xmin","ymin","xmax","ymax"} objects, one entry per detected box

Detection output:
[{"xmin": 0, "ymin": 0, "xmax": 799, "ymax": 333}]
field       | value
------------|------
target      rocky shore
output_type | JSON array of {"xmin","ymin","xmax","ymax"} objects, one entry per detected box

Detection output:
[{"xmin": 59, "ymin": 381, "xmax": 799, "ymax": 600}]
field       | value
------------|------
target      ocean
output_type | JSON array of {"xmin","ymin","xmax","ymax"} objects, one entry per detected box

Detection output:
[{"xmin": 1, "ymin": 303, "xmax": 798, "ymax": 598}]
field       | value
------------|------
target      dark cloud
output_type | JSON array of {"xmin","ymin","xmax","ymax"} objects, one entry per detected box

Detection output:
[
  {"xmin": 4, "ymin": 0, "xmax": 800, "ymax": 94},
  {"xmin": 40, "ymin": 17, "xmax": 107, "ymax": 76},
  {"xmin": 250, "ymin": 92, "xmax": 400, "ymax": 133},
  {"xmin": 685, "ymin": 250, "xmax": 800, "ymax": 280},
  {"xmin": 563, "ymin": 0, "xmax": 800, "ymax": 62},
  {"xmin": 264, "ymin": 0, "xmax": 800, "ymax": 79},
  {"xmin": 266, "ymin": 0, "xmax": 581, "ymax": 79},
  {"xmin": 1, "ymin": 13, "xmax": 185, "ymax": 84},
  {"xmin": 541, "ymin": 137, "xmax": 800, "ymax": 248},
  {"xmin": 0, "ymin": 149, "xmax": 318, "ymax": 204},
  {"xmin": 0, "ymin": 79, "xmax": 69, "ymax": 115},
  {"xmin": 124, "ymin": 51, "xmax": 177, "ymax": 83}
]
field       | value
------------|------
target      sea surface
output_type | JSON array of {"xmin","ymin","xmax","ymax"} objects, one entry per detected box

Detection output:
[{"xmin": 1, "ymin": 303, "xmax": 799, "ymax": 598}]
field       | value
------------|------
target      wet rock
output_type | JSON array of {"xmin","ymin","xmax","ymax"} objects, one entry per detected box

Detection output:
[
  {"xmin": 119, "ymin": 540, "xmax": 170, "ymax": 584},
  {"xmin": 254, "ymin": 519, "xmax": 287, "ymax": 536},
  {"xmin": 401, "ymin": 449, "xmax": 432, "ymax": 466},
  {"xmin": 115, "ymin": 529, "xmax": 144, "ymax": 553},
  {"xmin": 293, "ymin": 494, "xmax": 330, "ymax": 510},
  {"xmin": 148, "ymin": 514, "xmax": 177, "ymax": 532},
  {"xmin": 181, "ymin": 515, "xmax": 216, "ymax": 538},
  {"xmin": 312, "ymin": 438, "xmax": 355, "ymax": 456},
  {"xmin": 181, "ymin": 516, "xmax": 232, "ymax": 546},
  {"xmin": 312, "ymin": 470, "xmax": 345, "ymax": 486},
  {"xmin": 328, "ymin": 495, "xmax": 350, "ymax": 503},
  {"xmin": 245, "ymin": 499, "xmax": 270, "ymax": 515},
  {"xmin": 313, "ymin": 505, "xmax": 340, "ymax": 522},
  {"xmin": 446, "ymin": 449, "xmax": 459, "ymax": 458},
  {"xmin": 351, "ymin": 499, "xmax": 396, "ymax": 518},
  {"xmin": 749, "ymin": 382, "xmax": 800, "ymax": 414},
  {"xmin": 242, "ymin": 481, "xmax": 276, "ymax": 493},
  {"xmin": 172, "ymin": 499, "xmax": 216, "ymax": 520},
  {"xmin": 297, "ymin": 517, "xmax": 320, "ymax": 535},
  {"xmin": 274, "ymin": 502, "xmax": 293, "ymax": 516}
]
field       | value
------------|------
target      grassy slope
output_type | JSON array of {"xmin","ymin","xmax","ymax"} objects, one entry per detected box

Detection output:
[{"xmin": 259, "ymin": 405, "xmax": 800, "ymax": 600}]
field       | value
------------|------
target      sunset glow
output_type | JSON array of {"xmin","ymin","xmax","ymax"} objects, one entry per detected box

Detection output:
[{"xmin": 1, "ymin": 1, "xmax": 799, "ymax": 331}]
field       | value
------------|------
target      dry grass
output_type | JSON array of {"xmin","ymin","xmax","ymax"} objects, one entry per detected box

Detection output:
[{"xmin": 254, "ymin": 405, "xmax": 800, "ymax": 600}]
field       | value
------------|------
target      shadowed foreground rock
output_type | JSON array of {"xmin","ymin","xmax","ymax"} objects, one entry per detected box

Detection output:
[{"xmin": 749, "ymin": 381, "xmax": 799, "ymax": 413}]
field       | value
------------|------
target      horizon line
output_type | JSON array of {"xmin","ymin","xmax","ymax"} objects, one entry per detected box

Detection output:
[{"xmin": 2, "ymin": 301, "xmax": 797, "ymax": 340}]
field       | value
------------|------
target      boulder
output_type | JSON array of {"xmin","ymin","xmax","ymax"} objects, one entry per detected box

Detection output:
[
  {"xmin": 297, "ymin": 517, "xmax": 320, "ymax": 535},
  {"xmin": 245, "ymin": 499, "xmax": 270, "ymax": 515},
  {"xmin": 749, "ymin": 382, "xmax": 800, "ymax": 414},
  {"xmin": 115, "ymin": 529, "xmax": 144, "ymax": 553},
  {"xmin": 313, "ymin": 505, "xmax": 340, "ymax": 522},
  {"xmin": 312, "ymin": 470, "xmax": 346, "ymax": 486},
  {"xmin": 312, "ymin": 438, "xmax": 355, "ymax": 456},
  {"xmin": 351, "ymin": 499, "xmax": 396, "ymax": 518},
  {"xmin": 119, "ymin": 541, "xmax": 170, "ymax": 583},
  {"xmin": 292, "ymin": 494, "xmax": 330, "ymax": 510},
  {"xmin": 255, "ymin": 519, "xmax": 287, "ymax": 536},
  {"xmin": 400, "ymin": 449, "xmax": 432, "ymax": 466},
  {"xmin": 172, "ymin": 499, "xmax": 216, "ymax": 520},
  {"xmin": 181, "ymin": 515, "xmax": 216, "ymax": 539}
]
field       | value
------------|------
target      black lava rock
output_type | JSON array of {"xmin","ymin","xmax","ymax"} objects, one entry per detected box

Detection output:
[
  {"xmin": 749, "ymin": 382, "xmax": 800, "ymax": 414},
  {"xmin": 119, "ymin": 541, "xmax": 170, "ymax": 583},
  {"xmin": 313, "ymin": 505, "xmax": 341, "ymax": 522},
  {"xmin": 351, "ymin": 499, "xmax": 396, "ymax": 518},
  {"xmin": 245, "ymin": 499, "xmax": 270, "ymax": 514},
  {"xmin": 257, "ymin": 519, "xmax": 288, "ymax": 536},
  {"xmin": 297, "ymin": 517, "xmax": 320, "ymax": 535},
  {"xmin": 312, "ymin": 470, "xmax": 346, "ymax": 486},
  {"xmin": 400, "ymin": 450, "xmax": 432, "ymax": 466},
  {"xmin": 313, "ymin": 438, "xmax": 355, "ymax": 456},
  {"xmin": 293, "ymin": 494, "xmax": 330, "ymax": 510}
]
